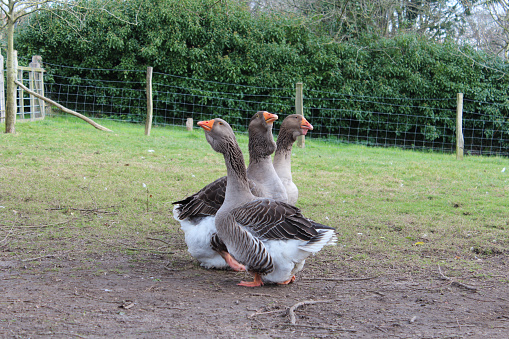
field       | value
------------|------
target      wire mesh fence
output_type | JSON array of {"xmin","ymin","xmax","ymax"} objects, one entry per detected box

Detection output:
[
  {"xmin": 303, "ymin": 91, "xmax": 460, "ymax": 153},
  {"xmin": 39, "ymin": 62, "xmax": 509, "ymax": 156}
]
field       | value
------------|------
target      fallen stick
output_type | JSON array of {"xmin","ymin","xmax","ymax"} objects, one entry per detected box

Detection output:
[
  {"xmin": 14, "ymin": 79, "xmax": 112, "ymax": 132},
  {"xmin": 0, "ymin": 226, "xmax": 14, "ymax": 245},
  {"xmin": 21, "ymin": 254, "xmax": 57, "ymax": 262},
  {"xmin": 38, "ymin": 332, "xmax": 86, "ymax": 339},
  {"xmin": 438, "ymin": 265, "xmax": 477, "ymax": 292},
  {"xmin": 302, "ymin": 276, "xmax": 379, "ymax": 282},
  {"xmin": 1, "ymin": 218, "xmax": 77, "ymax": 229},
  {"xmin": 283, "ymin": 324, "xmax": 356, "ymax": 332},
  {"xmin": 92, "ymin": 238, "xmax": 174, "ymax": 254},
  {"xmin": 147, "ymin": 237, "xmax": 171, "ymax": 246},
  {"xmin": 249, "ymin": 309, "xmax": 286, "ymax": 318},
  {"xmin": 250, "ymin": 293, "xmax": 273, "ymax": 297},
  {"xmin": 288, "ymin": 299, "xmax": 334, "ymax": 325},
  {"xmin": 70, "ymin": 208, "xmax": 118, "ymax": 215}
]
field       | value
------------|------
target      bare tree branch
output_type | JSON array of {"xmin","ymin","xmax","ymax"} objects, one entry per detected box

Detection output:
[{"xmin": 14, "ymin": 79, "xmax": 113, "ymax": 132}]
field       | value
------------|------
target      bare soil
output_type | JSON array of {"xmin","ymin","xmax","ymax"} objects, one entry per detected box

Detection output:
[{"xmin": 1, "ymin": 247, "xmax": 508, "ymax": 338}]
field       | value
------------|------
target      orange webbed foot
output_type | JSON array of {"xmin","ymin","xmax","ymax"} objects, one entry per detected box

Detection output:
[
  {"xmin": 278, "ymin": 275, "xmax": 296, "ymax": 285},
  {"xmin": 237, "ymin": 273, "xmax": 263, "ymax": 287},
  {"xmin": 237, "ymin": 280, "xmax": 264, "ymax": 287}
]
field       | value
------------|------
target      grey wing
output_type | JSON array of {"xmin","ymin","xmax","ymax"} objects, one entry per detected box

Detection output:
[
  {"xmin": 172, "ymin": 176, "xmax": 227, "ymax": 220},
  {"xmin": 173, "ymin": 177, "xmax": 261, "ymax": 220},
  {"xmin": 230, "ymin": 199, "xmax": 322, "ymax": 241}
]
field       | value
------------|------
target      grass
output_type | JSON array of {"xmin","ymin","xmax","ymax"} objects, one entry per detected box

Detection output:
[{"xmin": 1, "ymin": 115, "xmax": 508, "ymax": 276}]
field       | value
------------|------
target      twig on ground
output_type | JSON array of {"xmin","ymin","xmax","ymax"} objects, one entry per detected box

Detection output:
[
  {"xmin": 249, "ymin": 309, "xmax": 286, "ymax": 318},
  {"xmin": 0, "ymin": 226, "xmax": 15, "ymax": 246},
  {"xmin": 163, "ymin": 266, "xmax": 184, "ymax": 272},
  {"xmin": 462, "ymin": 295, "xmax": 498, "ymax": 302},
  {"xmin": 21, "ymin": 254, "xmax": 57, "ymax": 262},
  {"xmin": 251, "ymin": 317, "xmax": 265, "ymax": 329},
  {"xmin": 46, "ymin": 207, "xmax": 117, "ymax": 215},
  {"xmin": 438, "ymin": 265, "xmax": 477, "ymax": 292},
  {"xmin": 146, "ymin": 237, "xmax": 171, "ymax": 246},
  {"xmin": 73, "ymin": 208, "xmax": 118, "ymax": 215},
  {"xmin": 375, "ymin": 325, "xmax": 387, "ymax": 333},
  {"xmin": 161, "ymin": 306, "xmax": 188, "ymax": 310},
  {"xmin": 0, "ymin": 215, "xmax": 20, "ymax": 246},
  {"xmin": 302, "ymin": 276, "xmax": 379, "ymax": 282},
  {"xmin": 1, "ymin": 218, "xmax": 77, "ymax": 229},
  {"xmin": 444, "ymin": 324, "xmax": 476, "ymax": 328},
  {"xmin": 282, "ymin": 324, "xmax": 356, "ymax": 332},
  {"xmin": 92, "ymin": 238, "xmax": 174, "ymax": 254},
  {"xmin": 37, "ymin": 332, "xmax": 86, "ymax": 339},
  {"xmin": 251, "ymin": 293, "xmax": 273, "ymax": 297},
  {"xmin": 288, "ymin": 299, "xmax": 335, "ymax": 325}
]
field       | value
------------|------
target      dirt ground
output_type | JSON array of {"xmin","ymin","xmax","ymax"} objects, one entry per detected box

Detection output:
[{"xmin": 1, "ymin": 246, "xmax": 508, "ymax": 339}]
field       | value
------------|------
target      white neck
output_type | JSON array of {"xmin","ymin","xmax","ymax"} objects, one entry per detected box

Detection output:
[
  {"xmin": 248, "ymin": 155, "xmax": 288, "ymax": 202},
  {"xmin": 273, "ymin": 149, "xmax": 293, "ymax": 182}
]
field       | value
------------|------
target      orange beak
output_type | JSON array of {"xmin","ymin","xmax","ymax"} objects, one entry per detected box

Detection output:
[
  {"xmin": 301, "ymin": 117, "xmax": 313, "ymax": 135},
  {"xmin": 300, "ymin": 117, "xmax": 313, "ymax": 131},
  {"xmin": 262, "ymin": 111, "xmax": 278, "ymax": 124},
  {"xmin": 198, "ymin": 119, "xmax": 214, "ymax": 131}
]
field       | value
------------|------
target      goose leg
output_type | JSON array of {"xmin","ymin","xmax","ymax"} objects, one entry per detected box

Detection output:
[
  {"xmin": 238, "ymin": 272, "xmax": 263, "ymax": 287},
  {"xmin": 212, "ymin": 234, "xmax": 245, "ymax": 271},
  {"xmin": 278, "ymin": 275, "xmax": 296, "ymax": 285},
  {"xmin": 220, "ymin": 252, "xmax": 246, "ymax": 272}
]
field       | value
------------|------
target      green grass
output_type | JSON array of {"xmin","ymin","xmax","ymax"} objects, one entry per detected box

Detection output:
[{"xmin": 1, "ymin": 115, "xmax": 508, "ymax": 275}]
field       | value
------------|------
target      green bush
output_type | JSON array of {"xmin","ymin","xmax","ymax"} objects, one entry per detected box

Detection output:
[{"xmin": 12, "ymin": 0, "xmax": 509, "ymax": 152}]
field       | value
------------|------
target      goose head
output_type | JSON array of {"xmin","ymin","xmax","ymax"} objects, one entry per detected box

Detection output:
[
  {"xmin": 248, "ymin": 111, "xmax": 278, "ymax": 158},
  {"xmin": 197, "ymin": 118, "xmax": 237, "ymax": 154},
  {"xmin": 281, "ymin": 114, "xmax": 314, "ymax": 140}
]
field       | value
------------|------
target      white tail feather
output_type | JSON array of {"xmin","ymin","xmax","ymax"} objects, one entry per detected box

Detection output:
[{"xmin": 299, "ymin": 229, "xmax": 337, "ymax": 253}]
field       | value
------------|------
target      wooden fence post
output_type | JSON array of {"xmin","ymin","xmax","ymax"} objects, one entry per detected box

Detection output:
[
  {"xmin": 29, "ymin": 58, "xmax": 35, "ymax": 120},
  {"xmin": 186, "ymin": 118, "xmax": 193, "ymax": 131},
  {"xmin": 295, "ymin": 82, "xmax": 304, "ymax": 148},
  {"xmin": 14, "ymin": 50, "xmax": 21, "ymax": 120},
  {"xmin": 145, "ymin": 66, "xmax": 153, "ymax": 136},
  {"xmin": 456, "ymin": 93, "xmax": 464, "ymax": 160}
]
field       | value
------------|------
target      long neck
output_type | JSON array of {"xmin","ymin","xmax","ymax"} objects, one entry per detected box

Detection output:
[
  {"xmin": 246, "ymin": 125, "xmax": 288, "ymax": 201},
  {"xmin": 247, "ymin": 153, "xmax": 279, "ymax": 185},
  {"xmin": 248, "ymin": 128, "xmax": 276, "ymax": 166},
  {"xmin": 273, "ymin": 128, "xmax": 295, "ymax": 180},
  {"xmin": 222, "ymin": 141, "xmax": 254, "ymax": 205}
]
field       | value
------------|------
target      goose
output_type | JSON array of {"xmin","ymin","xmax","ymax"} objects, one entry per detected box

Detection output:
[
  {"xmin": 273, "ymin": 114, "xmax": 313, "ymax": 205},
  {"xmin": 172, "ymin": 111, "xmax": 284, "ymax": 270},
  {"xmin": 198, "ymin": 118, "xmax": 337, "ymax": 287}
]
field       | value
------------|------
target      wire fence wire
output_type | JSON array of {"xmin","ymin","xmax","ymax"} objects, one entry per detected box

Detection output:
[{"xmin": 40, "ymin": 62, "xmax": 509, "ymax": 156}]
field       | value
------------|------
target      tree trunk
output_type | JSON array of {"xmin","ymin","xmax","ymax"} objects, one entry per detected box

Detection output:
[{"xmin": 5, "ymin": 14, "xmax": 16, "ymax": 134}]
